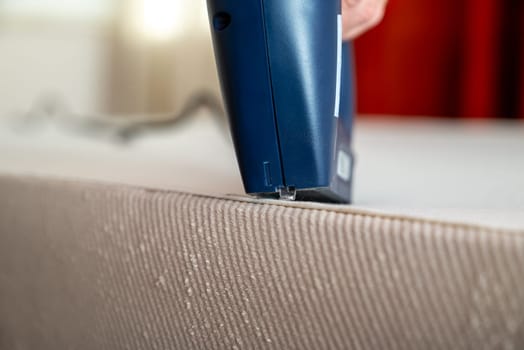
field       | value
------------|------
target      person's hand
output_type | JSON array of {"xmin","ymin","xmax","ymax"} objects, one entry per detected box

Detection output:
[{"xmin": 342, "ymin": 0, "xmax": 387, "ymax": 40}]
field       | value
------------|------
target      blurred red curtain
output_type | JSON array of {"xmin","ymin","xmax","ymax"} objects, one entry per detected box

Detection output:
[{"xmin": 354, "ymin": 0, "xmax": 524, "ymax": 118}]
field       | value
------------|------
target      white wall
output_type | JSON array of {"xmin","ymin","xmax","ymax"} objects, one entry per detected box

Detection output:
[
  {"xmin": 0, "ymin": 22, "xmax": 110, "ymax": 116},
  {"xmin": 0, "ymin": 0, "xmax": 221, "ymax": 118}
]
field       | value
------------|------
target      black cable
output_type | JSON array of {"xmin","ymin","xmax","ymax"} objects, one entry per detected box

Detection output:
[{"xmin": 12, "ymin": 91, "xmax": 228, "ymax": 144}]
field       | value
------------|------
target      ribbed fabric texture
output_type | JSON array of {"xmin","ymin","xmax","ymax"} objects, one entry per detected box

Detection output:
[{"xmin": 0, "ymin": 175, "xmax": 523, "ymax": 350}]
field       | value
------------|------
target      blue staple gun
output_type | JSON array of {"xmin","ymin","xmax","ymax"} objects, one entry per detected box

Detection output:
[{"xmin": 207, "ymin": 0, "xmax": 355, "ymax": 203}]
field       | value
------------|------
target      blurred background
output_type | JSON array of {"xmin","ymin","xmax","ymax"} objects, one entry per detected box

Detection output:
[
  {"xmin": 0, "ymin": 0, "xmax": 219, "ymax": 121},
  {"xmin": 355, "ymin": 0, "xmax": 524, "ymax": 119},
  {"xmin": 0, "ymin": 0, "xmax": 523, "ymax": 121}
]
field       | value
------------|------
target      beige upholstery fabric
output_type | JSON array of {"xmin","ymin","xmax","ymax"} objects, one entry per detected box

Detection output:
[{"xmin": 1, "ymin": 175, "xmax": 524, "ymax": 349}]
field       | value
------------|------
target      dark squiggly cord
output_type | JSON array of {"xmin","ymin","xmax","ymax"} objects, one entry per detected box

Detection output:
[{"xmin": 11, "ymin": 91, "xmax": 228, "ymax": 144}]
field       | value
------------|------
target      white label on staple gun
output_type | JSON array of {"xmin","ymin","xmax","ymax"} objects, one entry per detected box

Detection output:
[
  {"xmin": 334, "ymin": 14, "xmax": 342, "ymax": 118},
  {"xmin": 337, "ymin": 150, "xmax": 351, "ymax": 181}
]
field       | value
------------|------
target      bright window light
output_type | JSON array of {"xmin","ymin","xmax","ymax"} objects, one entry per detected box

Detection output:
[{"xmin": 136, "ymin": 0, "xmax": 187, "ymax": 41}]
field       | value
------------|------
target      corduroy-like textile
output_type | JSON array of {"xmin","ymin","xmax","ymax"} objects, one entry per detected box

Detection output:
[{"xmin": 1, "ymin": 175, "xmax": 523, "ymax": 349}]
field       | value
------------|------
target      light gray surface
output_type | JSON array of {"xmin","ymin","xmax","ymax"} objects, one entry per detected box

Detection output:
[
  {"xmin": 1, "ymin": 114, "xmax": 523, "ymax": 229},
  {"xmin": 353, "ymin": 119, "xmax": 524, "ymax": 229}
]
